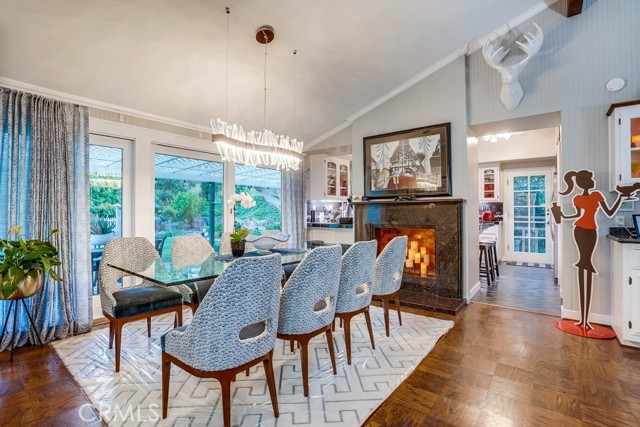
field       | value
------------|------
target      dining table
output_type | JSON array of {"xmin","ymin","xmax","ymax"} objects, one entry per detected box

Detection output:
[{"xmin": 107, "ymin": 248, "xmax": 308, "ymax": 302}]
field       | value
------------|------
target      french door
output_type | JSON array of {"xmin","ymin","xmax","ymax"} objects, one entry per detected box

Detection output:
[{"xmin": 505, "ymin": 168, "xmax": 554, "ymax": 264}]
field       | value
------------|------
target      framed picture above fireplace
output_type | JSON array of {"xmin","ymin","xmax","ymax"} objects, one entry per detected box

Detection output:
[{"xmin": 364, "ymin": 123, "xmax": 451, "ymax": 198}]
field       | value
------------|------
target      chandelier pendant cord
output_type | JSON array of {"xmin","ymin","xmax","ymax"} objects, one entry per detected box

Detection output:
[
  {"xmin": 224, "ymin": 7, "xmax": 230, "ymax": 122},
  {"xmin": 293, "ymin": 50, "xmax": 297, "ymax": 135},
  {"xmin": 263, "ymin": 31, "xmax": 268, "ymax": 130}
]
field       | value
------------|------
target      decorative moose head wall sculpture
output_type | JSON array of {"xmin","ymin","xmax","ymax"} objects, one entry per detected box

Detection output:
[{"xmin": 482, "ymin": 23, "xmax": 544, "ymax": 110}]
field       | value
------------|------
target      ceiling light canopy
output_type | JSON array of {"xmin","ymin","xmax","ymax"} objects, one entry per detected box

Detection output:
[{"xmin": 211, "ymin": 11, "xmax": 304, "ymax": 170}]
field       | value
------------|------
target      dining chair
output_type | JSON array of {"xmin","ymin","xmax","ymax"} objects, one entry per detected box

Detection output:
[
  {"xmin": 99, "ymin": 237, "xmax": 183, "ymax": 372},
  {"xmin": 161, "ymin": 254, "xmax": 283, "ymax": 427},
  {"xmin": 219, "ymin": 232, "xmax": 255, "ymax": 255},
  {"xmin": 371, "ymin": 235, "xmax": 408, "ymax": 337},
  {"xmin": 169, "ymin": 234, "xmax": 215, "ymax": 314},
  {"xmin": 277, "ymin": 245, "xmax": 342, "ymax": 397},
  {"xmin": 334, "ymin": 240, "xmax": 377, "ymax": 365}
]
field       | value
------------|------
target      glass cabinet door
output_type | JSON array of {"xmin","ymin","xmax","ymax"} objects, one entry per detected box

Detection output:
[
  {"xmin": 326, "ymin": 162, "xmax": 336, "ymax": 196},
  {"xmin": 630, "ymin": 117, "xmax": 640, "ymax": 178},
  {"xmin": 483, "ymin": 169, "xmax": 495, "ymax": 199},
  {"xmin": 339, "ymin": 165, "xmax": 348, "ymax": 197}
]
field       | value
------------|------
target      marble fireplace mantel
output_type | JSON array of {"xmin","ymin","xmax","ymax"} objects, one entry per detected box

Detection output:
[{"xmin": 353, "ymin": 198, "xmax": 466, "ymax": 315}]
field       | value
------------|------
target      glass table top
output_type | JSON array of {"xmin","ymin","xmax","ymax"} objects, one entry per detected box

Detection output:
[{"xmin": 107, "ymin": 249, "xmax": 307, "ymax": 286}]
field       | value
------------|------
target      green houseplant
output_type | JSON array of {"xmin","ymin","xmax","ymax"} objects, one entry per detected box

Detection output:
[
  {"xmin": 227, "ymin": 192, "xmax": 256, "ymax": 257},
  {"xmin": 0, "ymin": 226, "xmax": 63, "ymax": 300}
]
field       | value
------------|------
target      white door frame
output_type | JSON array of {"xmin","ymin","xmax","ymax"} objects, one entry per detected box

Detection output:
[{"xmin": 504, "ymin": 166, "xmax": 555, "ymax": 264}]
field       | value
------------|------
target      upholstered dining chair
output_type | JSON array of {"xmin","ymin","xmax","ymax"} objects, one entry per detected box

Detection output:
[
  {"xmin": 169, "ymin": 234, "xmax": 215, "ymax": 314},
  {"xmin": 161, "ymin": 254, "xmax": 283, "ymax": 427},
  {"xmin": 277, "ymin": 245, "xmax": 342, "ymax": 397},
  {"xmin": 99, "ymin": 237, "xmax": 183, "ymax": 372},
  {"xmin": 371, "ymin": 235, "xmax": 408, "ymax": 337},
  {"xmin": 220, "ymin": 232, "xmax": 255, "ymax": 255},
  {"xmin": 334, "ymin": 240, "xmax": 377, "ymax": 365}
]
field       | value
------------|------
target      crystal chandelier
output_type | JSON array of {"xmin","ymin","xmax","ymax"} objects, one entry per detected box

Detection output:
[{"xmin": 211, "ymin": 10, "xmax": 304, "ymax": 170}]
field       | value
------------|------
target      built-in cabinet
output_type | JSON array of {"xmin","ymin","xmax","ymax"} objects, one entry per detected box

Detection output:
[
  {"xmin": 307, "ymin": 227, "xmax": 354, "ymax": 245},
  {"xmin": 608, "ymin": 101, "xmax": 640, "ymax": 191},
  {"xmin": 309, "ymin": 155, "xmax": 350, "ymax": 200},
  {"xmin": 479, "ymin": 165, "xmax": 500, "ymax": 201},
  {"xmin": 610, "ymin": 240, "xmax": 640, "ymax": 347}
]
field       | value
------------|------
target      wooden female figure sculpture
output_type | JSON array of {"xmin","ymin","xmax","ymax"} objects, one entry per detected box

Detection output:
[{"xmin": 551, "ymin": 170, "xmax": 636, "ymax": 336}]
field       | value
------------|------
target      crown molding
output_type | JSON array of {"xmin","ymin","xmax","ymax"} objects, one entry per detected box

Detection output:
[
  {"xmin": 0, "ymin": 77, "xmax": 212, "ymax": 134},
  {"xmin": 307, "ymin": 0, "xmax": 559, "ymax": 149}
]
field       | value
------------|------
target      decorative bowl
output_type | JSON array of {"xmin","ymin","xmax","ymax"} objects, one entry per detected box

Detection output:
[{"xmin": 246, "ymin": 233, "xmax": 290, "ymax": 252}]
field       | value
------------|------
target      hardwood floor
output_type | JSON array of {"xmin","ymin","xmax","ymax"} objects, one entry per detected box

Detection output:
[{"xmin": 2, "ymin": 303, "xmax": 640, "ymax": 426}]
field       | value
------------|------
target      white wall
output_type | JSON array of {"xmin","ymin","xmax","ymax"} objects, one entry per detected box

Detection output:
[{"xmin": 478, "ymin": 127, "xmax": 558, "ymax": 164}]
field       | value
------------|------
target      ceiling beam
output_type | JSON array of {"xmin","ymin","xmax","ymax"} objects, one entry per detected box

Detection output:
[{"xmin": 564, "ymin": 0, "xmax": 585, "ymax": 18}]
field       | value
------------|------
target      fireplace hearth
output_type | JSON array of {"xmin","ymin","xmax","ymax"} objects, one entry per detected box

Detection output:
[{"xmin": 353, "ymin": 198, "xmax": 465, "ymax": 315}]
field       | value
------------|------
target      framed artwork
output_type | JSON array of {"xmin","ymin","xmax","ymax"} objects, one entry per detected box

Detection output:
[{"xmin": 364, "ymin": 123, "xmax": 451, "ymax": 198}]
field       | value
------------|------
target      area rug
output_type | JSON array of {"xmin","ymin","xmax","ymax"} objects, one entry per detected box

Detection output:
[{"xmin": 52, "ymin": 306, "xmax": 453, "ymax": 426}]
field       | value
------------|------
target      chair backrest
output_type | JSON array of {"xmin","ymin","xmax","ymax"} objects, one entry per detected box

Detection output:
[
  {"xmin": 170, "ymin": 234, "xmax": 215, "ymax": 268},
  {"xmin": 372, "ymin": 235, "xmax": 408, "ymax": 296},
  {"xmin": 98, "ymin": 237, "xmax": 159, "ymax": 315},
  {"xmin": 278, "ymin": 245, "xmax": 342, "ymax": 335},
  {"xmin": 163, "ymin": 254, "xmax": 283, "ymax": 372},
  {"xmin": 335, "ymin": 240, "xmax": 377, "ymax": 314},
  {"xmin": 220, "ymin": 232, "xmax": 255, "ymax": 255}
]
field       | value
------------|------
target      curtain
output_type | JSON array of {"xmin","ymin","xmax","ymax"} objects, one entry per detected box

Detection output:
[
  {"xmin": 282, "ymin": 158, "xmax": 307, "ymax": 249},
  {"xmin": 370, "ymin": 141, "xmax": 399, "ymax": 171},
  {"xmin": 0, "ymin": 87, "xmax": 91, "ymax": 352},
  {"xmin": 408, "ymin": 135, "xmax": 439, "ymax": 175}
]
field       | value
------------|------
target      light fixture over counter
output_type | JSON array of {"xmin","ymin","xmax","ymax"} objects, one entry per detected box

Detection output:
[{"xmin": 211, "ymin": 10, "xmax": 304, "ymax": 170}]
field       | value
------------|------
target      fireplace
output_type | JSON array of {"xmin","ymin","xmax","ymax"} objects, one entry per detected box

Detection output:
[{"xmin": 353, "ymin": 198, "xmax": 465, "ymax": 315}]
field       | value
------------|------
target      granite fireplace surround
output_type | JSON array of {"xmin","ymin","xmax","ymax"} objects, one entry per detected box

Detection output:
[{"xmin": 353, "ymin": 198, "xmax": 465, "ymax": 315}]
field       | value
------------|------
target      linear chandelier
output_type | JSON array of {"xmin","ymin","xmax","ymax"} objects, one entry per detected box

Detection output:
[{"xmin": 211, "ymin": 9, "xmax": 304, "ymax": 171}]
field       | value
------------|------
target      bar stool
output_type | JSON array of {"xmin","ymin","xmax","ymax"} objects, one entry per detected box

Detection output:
[
  {"xmin": 480, "ymin": 239, "xmax": 499, "ymax": 278},
  {"xmin": 479, "ymin": 243, "xmax": 494, "ymax": 285}
]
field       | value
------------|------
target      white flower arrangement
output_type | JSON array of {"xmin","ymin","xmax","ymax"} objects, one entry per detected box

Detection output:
[{"xmin": 227, "ymin": 192, "xmax": 256, "ymax": 209}]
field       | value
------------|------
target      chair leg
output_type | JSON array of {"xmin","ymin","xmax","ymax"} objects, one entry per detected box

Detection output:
[
  {"xmin": 395, "ymin": 296, "xmax": 402, "ymax": 326},
  {"xmin": 343, "ymin": 316, "xmax": 352, "ymax": 365},
  {"xmin": 176, "ymin": 307, "xmax": 183, "ymax": 327},
  {"xmin": 263, "ymin": 351, "xmax": 279, "ymax": 418},
  {"xmin": 115, "ymin": 320, "xmax": 123, "ymax": 372},
  {"xmin": 219, "ymin": 375, "xmax": 233, "ymax": 427},
  {"xmin": 289, "ymin": 339, "xmax": 295, "ymax": 353},
  {"xmin": 364, "ymin": 307, "xmax": 375, "ymax": 350},
  {"xmin": 339, "ymin": 318, "xmax": 343, "ymax": 328},
  {"xmin": 331, "ymin": 319, "xmax": 335, "ymax": 332},
  {"xmin": 162, "ymin": 353, "xmax": 171, "ymax": 419},
  {"xmin": 147, "ymin": 317, "xmax": 151, "ymax": 338},
  {"xmin": 383, "ymin": 299, "xmax": 390, "ymax": 337},
  {"xmin": 300, "ymin": 338, "xmax": 310, "ymax": 397},
  {"xmin": 108, "ymin": 320, "xmax": 114, "ymax": 349},
  {"xmin": 245, "ymin": 368, "xmax": 250, "ymax": 376},
  {"xmin": 493, "ymin": 246, "xmax": 500, "ymax": 276},
  {"xmin": 21, "ymin": 300, "xmax": 43, "ymax": 347},
  {"xmin": 325, "ymin": 328, "xmax": 337, "ymax": 374}
]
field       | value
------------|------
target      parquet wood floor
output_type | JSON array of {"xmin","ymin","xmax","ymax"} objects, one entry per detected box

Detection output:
[{"xmin": 2, "ymin": 303, "xmax": 640, "ymax": 426}]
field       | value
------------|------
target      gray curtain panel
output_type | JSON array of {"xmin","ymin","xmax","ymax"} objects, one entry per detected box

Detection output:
[
  {"xmin": 282, "ymin": 158, "xmax": 307, "ymax": 249},
  {"xmin": 0, "ymin": 87, "xmax": 92, "ymax": 351}
]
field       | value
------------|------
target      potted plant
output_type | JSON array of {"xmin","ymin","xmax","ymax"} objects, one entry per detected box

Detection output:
[
  {"xmin": 90, "ymin": 218, "xmax": 115, "ymax": 246},
  {"xmin": 0, "ymin": 226, "xmax": 63, "ymax": 300},
  {"xmin": 227, "ymin": 192, "xmax": 256, "ymax": 257}
]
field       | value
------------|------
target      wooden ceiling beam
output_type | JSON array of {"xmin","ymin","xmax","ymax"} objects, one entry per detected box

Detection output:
[{"xmin": 565, "ymin": 0, "xmax": 585, "ymax": 18}]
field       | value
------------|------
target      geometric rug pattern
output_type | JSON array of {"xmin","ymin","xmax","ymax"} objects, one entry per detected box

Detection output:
[
  {"xmin": 503, "ymin": 261, "xmax": 554, "ymax": 269},
  {"xmin": 52, "ymin": 306, "xmax": 453, "ymax": 426}
]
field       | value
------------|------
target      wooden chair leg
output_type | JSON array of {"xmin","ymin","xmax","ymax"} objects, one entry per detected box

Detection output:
[
  {"xmin": 343, "ymin": 316, "xmax": 353, "ymax": 365},
  {"xmin": 326, "ymin": 328, "xmax": 337, "ymax": 374},
  {"xmin": 289, "ymin": 339, "xmax": 295, "ymax": 353},
  {"xmin": 245, "ymin": 368, "xmax": 250, "ymax": 376},
  {"xmin": 395, "ymin": 296, "xmax": 402, "ymax": 326},
  {"xmin": 115, "ymin": 320, "xmax": 123, "ymax": 372},
  {"xmin": 383, "ymin": 299, "xmax": 390, "ymax": 337},
  {"xmin": 300, "ymin": 338, "xmax": 310, "ymax": 397},
  {"xmin": 339, "ymin": 318, "xmax": 343, "ymax": 328},
  {"xmin": 162, "ymin": 353, "xmax": 171, "ymax": 419},
  {"xmin": 220, "ymin": 375, "xmax": 233, "ymax": 427},
  {"xmin": 176, "ymin": 307, "xmax": 183, "ymax": 327},
  {"xmin": 147, "ymin": 317, "xmax": 151, "ymax": 338},
  {"xmin": 364, "ymin": 307, "xmax": 375, "ymax": 350},
  {"xmin": 331, "ymin": 319, "xmax": 335, "ymax": 332},
  {"xmin": 108, "ymin": 321, "xmax": 114, "ymax": 349},
  {"xmin": 263, "ymin": 351, "xmax": 279, "ymax": 418}
]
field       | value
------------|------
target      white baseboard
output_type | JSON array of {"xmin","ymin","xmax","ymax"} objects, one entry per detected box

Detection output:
[
  {"xmin": 469, "ymin": 281, "xmax": 481, "ymax": 299},
  {"xmin": 561, "ymin": 308, "xmax": 612, "ymax": 326}
]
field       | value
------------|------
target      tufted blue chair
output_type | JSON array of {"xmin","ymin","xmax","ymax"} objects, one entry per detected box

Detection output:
[
  {"xmin": 277, "ymin": 245, "xmax": 342, "ymax": 397},
  {"xmin": 334, "ymin": 240, "xmax": 378, "ymax": 365},
  {"xmin": 371, "ymin": 235, "xmax": 408, "ymax": 337},
  {"xmin": 99, "ymin": 237, "xmax": 183, "ymax": 372},
  {"xmin": 169, "ymin": 234, "xmax": 215, "ymax": 313},
  {"xmin": 161, "ymin": 254, "xmax": 282, "ymax": 427}
]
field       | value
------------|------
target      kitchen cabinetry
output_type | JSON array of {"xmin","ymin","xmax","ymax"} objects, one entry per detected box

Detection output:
[
  {"xmin": 479, "ymin": 165, "xmax": 500, "ymax": 201},
  {"xmin": 309, "ymin": 155, "xmax": 350, "ymax": 200},
  {"xmin": 307, "ymin": 227, "xmax": 354, "ymax": 244},
  {"xmin": 610, "ymin": 239, "xmax": 640, "ymax": 347},
  {"xmin": 608, "ymin": 101, "xmax": 640, "ymax": 191},
  {"xmin": 480, "ymin": 223, "xmax": 503, "ymax": 261}
]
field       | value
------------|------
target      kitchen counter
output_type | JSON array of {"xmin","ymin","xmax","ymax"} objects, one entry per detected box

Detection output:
[
  {"xmin": 607, "ymin": 234, "xmax": 640, "ymax": 244},
  {"xmin": 307, "ymin": 223, "xmax": 353, "ymax": 229}
]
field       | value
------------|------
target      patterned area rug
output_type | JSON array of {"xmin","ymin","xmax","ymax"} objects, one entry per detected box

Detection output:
[
  {"xmin": 52, "ymin": 306, "xmax": 452, "ymax": 426},
  {"xmin": 503, "ymin": 261, "xmax": 554, "ymax": 269}
]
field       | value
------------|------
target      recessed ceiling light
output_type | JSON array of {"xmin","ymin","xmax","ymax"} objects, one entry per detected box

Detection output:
[{"xmin": 606, "ymin": 77, "xmax": 626, "ymax": 92}]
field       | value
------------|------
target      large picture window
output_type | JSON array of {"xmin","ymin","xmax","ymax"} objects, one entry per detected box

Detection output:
[{"xmin": 234, "ymin": 165, "xmax": 282, "ymax": 235}]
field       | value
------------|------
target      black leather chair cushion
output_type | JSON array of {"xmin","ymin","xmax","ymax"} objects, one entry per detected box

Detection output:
[
  {"xmin": 282, "ymin": 264, "xmax": 298, "ymax": 280},
  {"xmin": 112, "ymin": 285, "xmax": 183, "ymax": 318},
  {"xmin": 183, "ymin": 279, "xmax": 215, "ymax": 304}
]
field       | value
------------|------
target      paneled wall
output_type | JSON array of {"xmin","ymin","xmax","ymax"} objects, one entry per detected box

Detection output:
[{"xmin": 468, "ymin": 0, "xmax": 640, "ymax": 320}]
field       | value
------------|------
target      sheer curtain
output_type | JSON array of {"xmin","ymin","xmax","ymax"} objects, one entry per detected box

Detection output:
[
  {"xmin": 0, "ymin": 87, "xmax": 92, "ymax": 352},
  {"xmin": 282, "ymin": 158, "xmax": 307, "ymax": 249}
]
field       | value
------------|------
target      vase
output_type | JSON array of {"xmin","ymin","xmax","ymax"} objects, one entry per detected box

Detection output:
[
  {"xmin": 231, "ymin": 240, "xmax": 246, "ymax": 257},
  {"xmin": 0, "ymin": 270, "xmax": 44, "ymax": 300}
]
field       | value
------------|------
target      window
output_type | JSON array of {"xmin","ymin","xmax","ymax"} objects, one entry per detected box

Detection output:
[
  {"xmin": 154, "ymin": 153, "xmax": 224, "ymax": 256},
  {"xmin": 234, "ymin": 165, "xmax": 282, "ymax": 235}
]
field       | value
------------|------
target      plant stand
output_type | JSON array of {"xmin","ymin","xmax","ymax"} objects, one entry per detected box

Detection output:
[{"xmin": 1, "ymin": 298, "xmax": 43, "ymax": 362}]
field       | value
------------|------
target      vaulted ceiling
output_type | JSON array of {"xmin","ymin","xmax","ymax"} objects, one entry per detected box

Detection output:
[{"xmin": 0, "ymin": 0, "xmax": 544, "ymax": 145}]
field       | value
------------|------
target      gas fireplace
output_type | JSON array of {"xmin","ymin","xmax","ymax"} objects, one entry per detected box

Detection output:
[{"xmin": 374, "ymin": 227, "xmax": 436, "ymax": 279}]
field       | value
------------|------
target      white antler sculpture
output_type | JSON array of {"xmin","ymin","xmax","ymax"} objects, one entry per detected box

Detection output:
[{"xmin": 483, "ymin": 23, "xmax": 544, "ymax": 110}]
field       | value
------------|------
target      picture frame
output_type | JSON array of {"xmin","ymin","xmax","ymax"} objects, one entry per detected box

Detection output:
[{"xmin": 364, "ymin": 123, "xmax": 451, "ymax": 198}]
